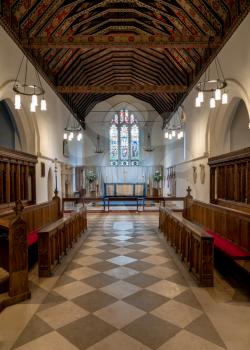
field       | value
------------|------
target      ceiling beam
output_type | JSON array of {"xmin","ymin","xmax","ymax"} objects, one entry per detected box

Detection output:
[
  {"xmin": 57, "ymin": 84, "xmax": 187, "ymax": 94},
  {"xmin": 22, "ymin": 34, "xmax": 221, "ymax": 49}
]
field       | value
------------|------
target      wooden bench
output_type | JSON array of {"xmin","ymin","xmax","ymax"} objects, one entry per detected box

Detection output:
[
  {"xmin": 0, "ymin": 196, "xmax": 62, "ymax": 311},
  {"xmin": 159, "ymin": 206, "xmax": 214, "ymax": 286},
  {"xmin": 184, "ymin": 195, "xmax": 250, "ymax": 257},
  {"xmin": 0, "ymin": 201, "xmax": 31, "ymax": 311},
  {"xmin": 183, "ymin": 193, "xmax": 250, "ymax": 273},
  {"xmin": 38, "ymin": 207, "xmax": 87, "ymax": 277},
  {"xmin": 0, "ymin": 196, "xmax": 61, "ymax": 251}
]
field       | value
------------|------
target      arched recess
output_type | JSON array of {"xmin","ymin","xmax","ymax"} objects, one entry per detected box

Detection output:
[
  {"xmin": 0, "ymin": 99, "xmax": 21, "ymax": 149},
  {"xmin": 47, "ymin": 168, "xmax": 54, "ymax": 201},
  {"xmin": 206, "ymin": 79, "xmax": 250, "ymax": 157},
  {"xmin": 230, "ymin": 100, "xmax": 250, "ymax": 151},
  {"xmin": 0, "ymin": 80, "xmax": 40, "ymax": 154}
]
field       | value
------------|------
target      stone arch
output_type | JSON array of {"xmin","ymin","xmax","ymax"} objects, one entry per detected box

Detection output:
[
  {"xmin": 0, "ymin": 99, "xmax": 21, "ymax": 149},
  {"xmin": 206, "ymin": 79, "xmax": 250, "ymax": 157}
]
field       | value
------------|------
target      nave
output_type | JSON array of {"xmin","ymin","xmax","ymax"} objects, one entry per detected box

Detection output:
[{"xmin": 1, "ymin": 213, "xmax": 249, "ymax": 350}]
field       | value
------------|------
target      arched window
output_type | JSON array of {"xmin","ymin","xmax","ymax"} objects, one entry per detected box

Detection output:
[{"xmin": 110, "ymin": 109, "xmax": 140, "ymax": 166}]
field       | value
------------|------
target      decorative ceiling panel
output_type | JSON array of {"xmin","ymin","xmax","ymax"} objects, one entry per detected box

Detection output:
[{"xmin": 0, "ymin": 0, "xmax": 249, "ymax": 126}]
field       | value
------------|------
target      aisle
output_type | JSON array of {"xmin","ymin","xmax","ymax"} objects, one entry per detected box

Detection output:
[{"xmin": 10, "ymin": 213, "xmax": 227, "ymax": 350}]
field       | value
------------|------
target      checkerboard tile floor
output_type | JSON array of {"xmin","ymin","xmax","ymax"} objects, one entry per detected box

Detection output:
[{"xmin": 12, "ymin": 214, "xmax": 227, "ymax": 350}]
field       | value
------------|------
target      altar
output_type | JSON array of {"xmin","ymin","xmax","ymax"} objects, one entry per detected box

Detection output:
[{"xmin": 104, "ymin": 183, "xmax": 146, "ymax": 197}]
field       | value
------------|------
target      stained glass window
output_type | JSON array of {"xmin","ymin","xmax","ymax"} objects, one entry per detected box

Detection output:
[
  {"xmin": 109, "ymin": 109, "xmax": 140, "ymax": 166},
  {"xmin": 110, "ymin": 124, "xmax": 118, "ymax": 166},
  {"xmin": 131, "ymin": 124, "xmax": 139, "ymax": 159}
]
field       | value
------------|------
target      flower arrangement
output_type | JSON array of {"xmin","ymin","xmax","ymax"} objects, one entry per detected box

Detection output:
[
  {"xmin": 86, "ymin": 170, "xmax": 97, "ymax": 183},
  {"xmin": 153, "ymin": 170, "xmax": 163, "ymax": 182}
]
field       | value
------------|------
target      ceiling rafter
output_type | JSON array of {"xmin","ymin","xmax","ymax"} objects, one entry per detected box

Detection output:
[
  {"xmin": 57, "ymin": 84, "xmax": 188, "ymax": 94},
  {"xmin": 22, "ymin": 34, "xmax": 221, "ymax": 49}
]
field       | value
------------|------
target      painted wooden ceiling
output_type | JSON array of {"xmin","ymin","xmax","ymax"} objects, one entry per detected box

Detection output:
[{"xmin": 1, "ymin": 0, "xmax": 249, "ymax": 126}]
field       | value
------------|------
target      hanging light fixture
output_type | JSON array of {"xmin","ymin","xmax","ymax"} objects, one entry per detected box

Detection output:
[
  {"xmin": 195, "ymin": 56, "xmax": 228, "ymax": 109},
  {"xmin": 13, "ymin": 55, "xmax": 47, "ymax": 112},
  {"xmin": 164, "ymin": 107, "xmax": 184, "ymax": 141},
  {"xmin": 144, "ymin": 132, "xmax": 154, "ymax": 152},
  {"xmin": 94, "ymin": 134, "xmax": 104, "ymax": 153},
  {"xmin": 64, "ymin": 114, "xmax": 82, "ymax": 142}
]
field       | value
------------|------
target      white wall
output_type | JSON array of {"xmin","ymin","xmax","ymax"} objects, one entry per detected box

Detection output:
[
  {"xmin": 0, "ymin": 26, "xmax": 85, "ymax": 203},
  {"xmin": 163, "ymin": 13, "xmax": 250, "ymax": 202}
]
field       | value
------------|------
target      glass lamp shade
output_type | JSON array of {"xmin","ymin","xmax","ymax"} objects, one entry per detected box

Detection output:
[
  {"xmin": 14, "ymin": 94, "xmax": 21, "ymax": 109},
  {"xmin": 30, "ymin": 102, "xmax": 36, "ymax": 112},
  {"xmin": 222, "ymin": 92, "xmax": 228, "ymax": 104},
  {"xmin": 32, "ymin": 94, "xmax": 38, "ymax": 107},
  {"xmin": 215, "ymin": 88, "xmax": 221, "ymax": 101},
  {"xmin": 164, "ymin": 131, "xmax": 169, "ymax": 139},
  {"xmin": 77, "ymin": 132, "xmax": 82, "ymax": 141},
  {"xmin": 63, "ymin": 132, "xmax": 68, "ymax": 140},
  {"xmin": 41, "ymin": 98, "xmax": 47, "ymax": 111},
  {"xmin": 179, "ymin": 131, "xmax": 184, "ymax": 139},
  {"xmin": 195, "ymin": 96, "xmax": 201, "ymax": 107},
  {"xmin": 172, "ymin": 130, "xmax": 176, "ymax": 137},
  {"xmin": 210, "ymin": 97, "xmax": 216, "ymax": 109},
  {"xmin": 198, "ymin": 91, "xmax": 204, "ymax": 103}
]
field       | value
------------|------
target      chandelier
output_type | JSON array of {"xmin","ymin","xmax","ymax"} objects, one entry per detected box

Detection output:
[
  {"xmin": 144, "ymin": 132, "xmax": 154, "ymax": 152},
  {"xmin": 63, "ymin": 115, "xmax": 83, "ymax": 142},
  {"xmin": 164, "ymin": 107, "xmax": 184, "ymax": 140},
  {"xmin": 195, "ymin": 56, "xmax": 228, "ymax": 109},
  {"xmin": 13, "ymin": 55, "xmax": 47, "ymax": 112}
]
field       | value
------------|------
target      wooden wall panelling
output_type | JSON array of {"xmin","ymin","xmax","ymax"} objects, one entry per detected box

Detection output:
[
  {"xmin": 0, "ymin": 147, "xmax": 37, "ymax": 210},
  {"xmin": 247, "ymin": 161, "xmax": 250, "ymax": 203},
  {"xmin": 209, "ymin": 148, "xmax": 250, "ymax": 206},
  {"xmin": 210, "ymin": 167, "xmax": 216, "ymax": 203}
]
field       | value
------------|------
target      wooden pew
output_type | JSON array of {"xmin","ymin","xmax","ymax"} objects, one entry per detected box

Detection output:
[
  {"xmin": 183, "ymin": 192, "xmax": 250, "ymax": 274},
  {"xmin": 159, "ymin": 206, "xmax": 214, "ymax": 286},
  {"xmin": 0, "ymin": 201, "xmax": 30, "ymax": 311},
  {"xmin": 0, "ymin": 196, "xmax": 61, "ymax": 311},
  {"xmin": 38, "ymin": 207, "xmax": 87, "ymax": 277}
]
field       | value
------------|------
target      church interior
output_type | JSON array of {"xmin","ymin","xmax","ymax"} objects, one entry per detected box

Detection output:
[{"xmin": 0, "ymin": 1, "xmax": 250, "ymax": 349}]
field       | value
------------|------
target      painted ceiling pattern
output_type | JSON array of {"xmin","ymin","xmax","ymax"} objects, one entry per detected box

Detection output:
[{"xmin": 1, "ymin": 0, "xmax": 250, "ymax": 125}]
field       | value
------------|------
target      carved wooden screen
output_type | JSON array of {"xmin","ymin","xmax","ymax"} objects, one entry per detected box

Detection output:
[
  {"xmin": 208, "ymin": 147, "xmax": 250, "ymax": 206},
  {"xmin": 0, "ymin": 147, "xmax": 37, "ymax": 209}
]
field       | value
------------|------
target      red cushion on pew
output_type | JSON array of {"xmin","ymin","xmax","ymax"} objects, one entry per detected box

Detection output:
[
  {"xmin": 28, "ymin": 230, "xmax": 38, "ymax": 247},
  {"xmin": 207, "ymin": 230, "xmax": 250, "ymax": 259}
]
